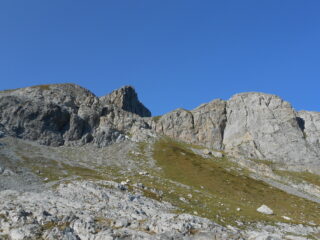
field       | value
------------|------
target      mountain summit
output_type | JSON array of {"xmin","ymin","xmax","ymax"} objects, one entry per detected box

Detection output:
[{"xmin": 100, "ymin": 85, "xmax": 151, "ymax": 117}]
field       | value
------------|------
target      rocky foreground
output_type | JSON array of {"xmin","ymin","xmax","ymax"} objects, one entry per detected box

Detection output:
[
  {"xmin": 0, "ymin": 84, "xmax": 319, "ymax": 239},
  {"xmin": 0, "ymin": 180, "xmax": 242, "ymax": 239}
]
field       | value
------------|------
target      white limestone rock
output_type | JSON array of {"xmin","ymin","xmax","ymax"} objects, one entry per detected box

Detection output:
[
  {"xmin": 257, "ymin": 205, "xmax": 273, "ymax": 215},
  {"xmin": 223, "ymin": 92, "xmax": 319, "ymax": 165},
  {"xmin": 152, "ymin": 99, "xmax": 227, "ymax": 150}
]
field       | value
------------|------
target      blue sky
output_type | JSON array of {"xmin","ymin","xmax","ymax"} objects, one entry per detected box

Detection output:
[{"xmin": 0, "ymin": 1, "xmax": 319, "ymax": 115}]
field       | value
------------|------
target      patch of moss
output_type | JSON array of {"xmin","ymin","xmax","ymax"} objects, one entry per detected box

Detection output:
[
  {"xmin": 0, "ymin": 89, "xmax": 17, "ymax": 93},
  {"xmin": 18, "ymin": 154, "xmax": 122, "ymax": 183},
  {"xmin": 30, "ymin": 84, "xmax": 51, "ymax": 90},
  {"xmin": 0, "ymin": 213, "xmax": 8, "ymax": 221},
  {"xmin": 41, "ymin": 221, "xmax": 70, "ymax": 231},
  {"xmin": 152, "ymin": 115, "xmax": 162, "ymax": 123}
]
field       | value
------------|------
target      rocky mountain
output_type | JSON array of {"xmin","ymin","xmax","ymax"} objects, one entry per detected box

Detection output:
[
  {"xmin": 0, "ymin": 83, "xmax": 319, "ymax": 240},
  {"xmin": 1, "ymin": 83, "xmax": 319, "ymax": 169},
  {"xmin": 0, "ymin": 84, "xmax": 152, "ymax": 147},
  {"xmin": 151, "ymin": 92, "xmax": 320, "ymax": 172}
]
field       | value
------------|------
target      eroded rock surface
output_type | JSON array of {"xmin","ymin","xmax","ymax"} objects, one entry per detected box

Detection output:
[
  {"xmin": 223, "ymin": 92, "xmax": 320, "ymax": 165},
  {"xmin": 151, "ymin": 99, "xmax": 227, "ymax": 150},
  {"xmin": 298, "ymin": 111, "xmax": 320, "ymax": 154},
  {"xmin": 0, "ymin": 181, "xmax": 242, "ymax": 240},
  {"xmin": 0, "ymin": 84, "xmax": 153, "ymax": 147},
  {"xmin": 100, "ymin": 85, "xmax": 151, "ymax": 117}
]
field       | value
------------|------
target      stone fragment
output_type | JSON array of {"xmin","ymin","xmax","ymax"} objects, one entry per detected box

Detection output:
[{"xmin": 257, "ymin": 205, "xmax": 273, "ymax": 215}]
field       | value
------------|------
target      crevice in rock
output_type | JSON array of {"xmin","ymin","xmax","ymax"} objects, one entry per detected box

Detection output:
[
  {"xmin": 296, "ymin": 117, "xmax": 305, "ymax": 132},
  {"xmin": 220, "ymin": 102, "xmax": 228, "ymax": 150}
]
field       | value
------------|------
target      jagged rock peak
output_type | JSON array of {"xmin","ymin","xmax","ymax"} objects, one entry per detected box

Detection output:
[{"xmin": 100, "ymin": 85, "xmax": 151, "ymax": 117}]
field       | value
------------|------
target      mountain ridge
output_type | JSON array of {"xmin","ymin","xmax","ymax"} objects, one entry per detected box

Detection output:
[
  {"xmin": 0, "ymin": 83, "xmax": 320, "ymax": 239},
  {"xmin": 0, "ymin": 83, "xmax": 319, "ymax": 172}
]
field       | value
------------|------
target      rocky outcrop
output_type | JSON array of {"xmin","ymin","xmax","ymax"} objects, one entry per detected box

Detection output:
[
  {"xmin": 0, "ymin": 84, "xmax": 319, "ymax": 167},
  {"xmin": 223, "ymin": 92, "xmax": 319, "ymax": 164},
  {"xmin": 0, "ymin": 84, "xmax": 152, "ymax": 147},
  {"xmin": 152, "ymin": 92, "xmax": 320, "ymax": 166},
  {"xmin": 0, "ymin": 84, "xmax": 97, "ymax": 146},
  {"xmin": 151, "ymin": 99, "xmax": 227, "ymax": 150},
  {"xmin": 0, "ymin": 180, "xmax": 242, "ymax": 240},
  {"xmin": 100, "ymin": 85, "xmax": 151, "ymax": 117}
]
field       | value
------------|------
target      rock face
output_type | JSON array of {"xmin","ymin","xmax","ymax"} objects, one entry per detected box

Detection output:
[
  {"xmin": 223, "ymin": 92, "xmax": 320, "ymax": 165},
  {"xmin": 298, "ymin": 111, "xmax": 320, "ymax": 155},
  {"xmin": 152, "ymin": 99, "xmax": 227, "ymax": 150},
  {"xmin": 100, "ymin": 85, "xmax": 151, "ymax": 117},
  {"xmin": 0, "ymin": 84, "xmax": 152, "ymax": 147},
  {"xmin": 0, "ymin": 84, "xmax": 97, "ymax": 146},
  {"xmin": 0, "ymin": 84, "xmax": 319, "ymax": 168}
]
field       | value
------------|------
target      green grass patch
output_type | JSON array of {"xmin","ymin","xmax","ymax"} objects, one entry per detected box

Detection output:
[
  {"xmin": 152, "ymin": 115, "xmax": 162, "ymax": 123},
  {"xmin": 18, "ymin": 154, "xmax": 121, "ymax": 183},
  {"xmin": 151, "ymin": 138, "xmax": 320, "ymax": 226},
  {"xmin": 0, "ymin": 89, "xmax": 17, "ymax": 93},
  {"xmin": 41, "ymin": 221, "xmax": 71, "ymax": 232},
  {"xmin": 30, "ymin": 84, "xmax": 51, "ymax": 90}
]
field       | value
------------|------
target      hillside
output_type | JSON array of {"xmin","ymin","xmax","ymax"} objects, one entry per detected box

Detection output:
[{"xmin": 0, "ymin": 84, "xmax": 319, "ymax": 240}]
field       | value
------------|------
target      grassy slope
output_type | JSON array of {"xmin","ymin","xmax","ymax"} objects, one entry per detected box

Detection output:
[
  {"xmin": 2, "ymin": 137, "xmax": 319, "ymax": 228},
  {"xmin": 152, "ymin": 138, "xmax": 320, "ymax": 226}
]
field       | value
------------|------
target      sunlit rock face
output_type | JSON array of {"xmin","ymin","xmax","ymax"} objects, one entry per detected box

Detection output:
[{"xmin": 223, "ymin": 92, "xmax": 319, "ymax": 165}]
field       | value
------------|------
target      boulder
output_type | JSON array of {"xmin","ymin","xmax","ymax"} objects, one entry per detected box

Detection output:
[
  {"xmin": 257, "ymin": 205, "xmax": 273, "ymax": 215},
  {"xmin": 212, "ymin": 151, "xmax": 223, "ymax": 158}
]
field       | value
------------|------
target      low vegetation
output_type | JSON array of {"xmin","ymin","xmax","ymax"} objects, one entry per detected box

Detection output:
[
  {"xmin": 151, "ymin": 138, "xmax": 320, "ymax": 226},
  {"xmin": 274, "ymin": 170, "xmax": 320, "ymax": 187},
  {"xmin": 2, "ymin": 137, "xmax": 319, "ymax": 229},
  {"xmin": 152, "ymin": 115, "xmax": 162, "ymax": 123},
  {"xmin": 30, "ymin": 84, "xmax": 51, "ymax": 90}
]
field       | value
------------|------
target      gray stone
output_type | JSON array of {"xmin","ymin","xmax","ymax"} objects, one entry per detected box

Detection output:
[
  {"xmin": 152, "ymin": 99, "xmax": 227, "ymax": 150},
  {"xmin": 0, "ymin": 84, "xmax": 319, "ymax": 171},
  {"xmin": 223, "ymin": 92, "xmax": 319, "ymax": 165},
  {"xmin": 257, "ymin": 205, "xmax": 273, "ymax": 215},
  {"xmin": 0, "ymin": 84, "xmax": 153, "ymax": 147},
  {"xmin": 212, "ymin": 151, "xmax": 223, "ymax": 158},
  {"xmin": 0, "ymin": 181, "xmax": 242, "ymax": 239},
  {"xmin": 298, "ymin": 111, "xmax": 320, "ymax": 156},
  {"xmin": 0, "ymin": 84, "xmax": 98, "ymax": 146},
  {"xmin": 100, "ymin": 85, "xmax": 151, "ymax": 117}
]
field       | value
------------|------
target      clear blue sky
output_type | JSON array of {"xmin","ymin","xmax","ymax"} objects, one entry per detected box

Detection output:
[{"xmin": 1, "ymin": 1, "xmax": 319, "ymax": 115}]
